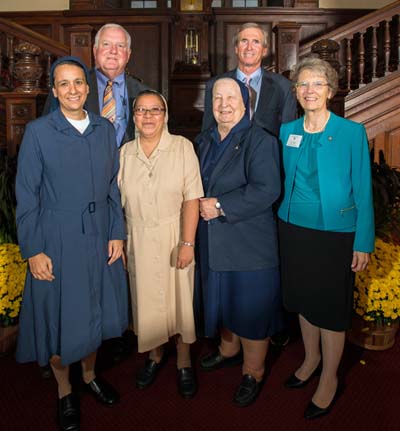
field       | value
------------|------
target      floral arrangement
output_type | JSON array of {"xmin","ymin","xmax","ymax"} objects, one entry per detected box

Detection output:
[
  {"xmin": 354, "ymin": 238, "xmax": 400, "ymax": 325},
  {"xmin": 0, "ymin": 243, "xmax": 26, "ymax": 327}
]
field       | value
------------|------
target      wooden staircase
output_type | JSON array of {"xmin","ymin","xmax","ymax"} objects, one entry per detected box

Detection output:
[
  {"xmin": 300, "ymin": 1, "xmax": 400, "ymax": 167},
  {"xmin": 0, "ymin": 3, "xmax": 399, "ymax": 165}
]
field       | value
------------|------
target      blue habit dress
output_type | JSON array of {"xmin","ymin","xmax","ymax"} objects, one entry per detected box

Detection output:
[
  {"xmin": 15, "ymin": 108, "xmax": 129, "ymax": 366},
  {"xmin": 196, "ymin": 117, "xmax": 283, "ymax": 340}
]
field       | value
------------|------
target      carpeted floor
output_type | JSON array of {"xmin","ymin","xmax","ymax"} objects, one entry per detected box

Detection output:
[{"xmin": 1, "ymin": 327, "xmax": 399, "ymax": 431}]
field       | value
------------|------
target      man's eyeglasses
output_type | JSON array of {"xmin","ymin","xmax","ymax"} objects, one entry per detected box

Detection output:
[
  {"xmin": 134, "ymin": 107, "xmax": 166, "ymax": 116},
  {"xmin": 295, "ymin": 81, "xmax": 330, "ymax": 90}
]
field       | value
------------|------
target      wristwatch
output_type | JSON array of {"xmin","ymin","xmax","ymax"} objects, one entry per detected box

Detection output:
[{"xmin": 215, "ymin": 200, "xmax": 225, "ymax": 216}]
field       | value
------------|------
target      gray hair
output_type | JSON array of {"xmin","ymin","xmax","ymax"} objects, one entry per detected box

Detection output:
[
  {"xmin": 232, "ymin": 23, "xmax": 268, "ymax": 49},
  {"xmin": 94, "ymin": 23, "xmax": 132, "ymax": 49},
  {"xmin": 291, "ymin": 57, "xmax": 339, "ymax": 97}
]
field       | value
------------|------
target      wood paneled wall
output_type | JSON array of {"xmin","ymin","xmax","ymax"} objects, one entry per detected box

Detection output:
[{"xmin": 0, "ymin": 7, "xmax": 369, "ymax": 96}]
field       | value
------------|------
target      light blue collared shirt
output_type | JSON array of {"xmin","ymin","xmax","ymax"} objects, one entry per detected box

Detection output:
[
  {"xmin": 236, "ymin": 67, "xmax": 262, "ymax": 112},
  {"xmin": 96, "ymin": 70, "xmax": 128, "ymax": 148}
]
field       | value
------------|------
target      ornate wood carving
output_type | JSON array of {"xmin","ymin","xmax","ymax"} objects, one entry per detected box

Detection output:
[{"xmin": 13, "ymin": 42, "xmax": 43, "ymax": 92}]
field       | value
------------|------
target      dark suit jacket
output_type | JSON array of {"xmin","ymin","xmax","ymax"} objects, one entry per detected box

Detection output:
[
  {"xmin": 43, "ymin": 69, "xmax": 149, "ymax": 145},
  {"xmin": 201, "ymin": 68, "xmax": 297, "ymax": 138},
  {"xmin": 195, "ymin": 124, "xmax": 281, "ymax": 271}
]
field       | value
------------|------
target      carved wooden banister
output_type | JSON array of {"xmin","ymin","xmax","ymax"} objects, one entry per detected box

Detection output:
[
  {"xmin": 299, "ymin": 1, "xmax": 400, "ymax": 91},
  {"xmin": 0, "ymin": 18, "xmax": 69, "ymax": 58},
  {"xmin": 0, "ymin": 18, "xmax": 69, "ymax": 92},
  {"xmin": 300, "ymin": 1, "xmax": 400, "ymax": 56}
]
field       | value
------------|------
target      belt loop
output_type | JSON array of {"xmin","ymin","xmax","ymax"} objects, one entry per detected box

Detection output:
[{"xmin": 89, "ymin": 202, "xmax": 96, "ymax": 213}]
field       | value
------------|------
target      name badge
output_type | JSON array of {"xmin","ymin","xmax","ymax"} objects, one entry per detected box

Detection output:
[{"xmin": 286, "ymin": 134, "xmax": 303, "ymax": 148}]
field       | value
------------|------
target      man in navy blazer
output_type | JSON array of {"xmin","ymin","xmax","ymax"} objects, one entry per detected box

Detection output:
[
  {"xmin": 44, "ymin": 23, "xmax": 149, "ymax": 147},
  {"xmin": 201, "ymin": 22, "xmax": 297, "ymax": 137}
]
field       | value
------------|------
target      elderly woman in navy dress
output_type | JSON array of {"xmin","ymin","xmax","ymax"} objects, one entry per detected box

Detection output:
[
  {"xmin": 195, "ymin": 77, "xmax": 283, "ymax": 407},
  {"xmin": 15, "ymin": 56, "xmax": 128, "ymax": 431}
]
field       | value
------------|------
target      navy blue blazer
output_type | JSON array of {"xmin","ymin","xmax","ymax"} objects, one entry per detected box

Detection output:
[
  {"xmin": 201, "ymin": 68, "xmax": 297, "ymax": 138},
  {"xmin": 195, "ymin": 124, "xmax": 281, "ymax": 271}
]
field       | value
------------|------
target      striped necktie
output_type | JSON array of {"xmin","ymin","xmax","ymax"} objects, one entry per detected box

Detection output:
[
  {"xmin": 101, "ymin": 80, "xmax": 116, "ymax": 123},
  {"xmin": 246, "ymin": 77, "xmax": 257, "ymax": 120}
]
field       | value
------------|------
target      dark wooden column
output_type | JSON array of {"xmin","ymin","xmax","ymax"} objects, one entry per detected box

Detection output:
[{"xmin": 273, "ymin": 22, "xmax": 301, "ymax": 76}]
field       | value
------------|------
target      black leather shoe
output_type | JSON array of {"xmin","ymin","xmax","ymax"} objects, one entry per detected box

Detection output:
[
  {"xmin": 177, "ymin": 367, "xmax": 197, "ymax": 398},
  {"xmin": 136, "ymin": 358, "xmax": 165, "ymax": 389},
  {"xmin": 58, "ymin": 393, "xmax": 80, "ymax": 431},
  {"xmin": 284, "ymin": 364, "xmax": 321, "ymax": 389},
  {"xmin": 270, "ymin": 331, "xmax": 290, "ymax": 349},
  {"xmin": 233, "ymin": 374, "xmax": 263, "ymax": 407},
  {"xmin": 85, "ymin": 377, "xmax": 120, "ymax": 406},
  {"xmin": 200, "ymin": 351, "xmax": 242, "ymax": 371},
  {"xmin": 304, "ymin": 383, "xmax": 344, "ymax": 419},
  {"xmin": 40, "ymin": 364, "xmax": 53, "ymax": 379}
]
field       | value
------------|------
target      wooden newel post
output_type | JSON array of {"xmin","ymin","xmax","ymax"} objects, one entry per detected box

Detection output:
[{"xmin": 311, "ymin": 39, "xmax": 349, "ymax": 117}]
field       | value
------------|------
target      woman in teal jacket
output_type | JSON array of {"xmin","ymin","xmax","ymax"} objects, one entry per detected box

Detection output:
[{"xmin": 278, "ymin": 58, "xmax": 374, "ymax": 419}]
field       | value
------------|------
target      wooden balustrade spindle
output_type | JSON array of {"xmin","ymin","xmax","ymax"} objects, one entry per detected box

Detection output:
[
  {"xmin": 396, "ymin": 15, "xmax": 400, "ymax": 70},
  {"xmin": 346, "ymin": 38, "xmax": 352, "ymax": 91},
  {"xmin": 397, "ymin": 15, "xmax": 400, "ymax": 71},
  {"xmin": 45, "ymin": 53, "xmax": 52, "ymax": 88},
  {"xmin": 384, "ymin": 19, "xmax": 390, "ymax": 76},
  {"xmin": 371, "ymin": 25, "xmax": 378, "ymax": 81},
  {"xmin": 358, "ymin": 32, "xmax": 365, "ymax": 87}
]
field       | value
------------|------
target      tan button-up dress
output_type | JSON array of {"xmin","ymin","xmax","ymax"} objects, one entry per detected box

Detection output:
[{"xmin": 118, "ymin": 130, "xmax": 203, "ymax": 352}]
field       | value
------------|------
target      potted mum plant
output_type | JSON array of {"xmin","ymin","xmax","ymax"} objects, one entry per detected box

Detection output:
[
  {"xmin": 348, "ymin": 151, "xmax": 400, "ymax": 350},
  {"xmin": 0, "ymin": 153, "xmax": 26, "ymax": 355}
]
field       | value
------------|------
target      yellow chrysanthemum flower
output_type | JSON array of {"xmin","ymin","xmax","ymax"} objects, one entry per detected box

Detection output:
[{"xmin": 0, "ymin": 244, "xmax": 27, "ymax": 327}]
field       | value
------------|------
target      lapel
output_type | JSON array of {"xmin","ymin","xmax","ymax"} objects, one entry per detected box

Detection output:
[
  {"xmin": 85, "ymin": 69, "xmax": 100, "ymax": 114},
  {"xmin": 207, "ymin": 129, "xmax": 246, "ymax": 192},
  {"xmin": 253, "ymin": 70, "xmax": 276, "ymax": 119},
  {"xmin": 317, "ymin": 112, "xmax": 339, "ymax": 150},
  {"xmin": 197, "ymin": 134, "xmax": 211, "ymax": 170}
]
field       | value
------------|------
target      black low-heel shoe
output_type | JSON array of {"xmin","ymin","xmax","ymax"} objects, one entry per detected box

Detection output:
[
  {"xmin": 284, "ymin": 364, "xmax": 321, "ymax": 389},
  {"xmin": 58, "ymin": 393, "xmax": 80, "ymax": 431},
  {"xmin": 233, "ymin": 374, "xmax": 263, "ymax": 407},
  {"xmin": 304, "ymin": 383, "xmax": 344, "ymax": 420},
  {"xmin": 85, "ymin": 377, "xmax": 120, "ymax": 406},
  {"xmin": 177, "ymin": 367, "xmax": 198, "ymax": 398},
  {"xmin": 200, "ymin": 351, "xmax": 243, "ymax": 371},
  {"xmin": 136, "ymin": 357, "xmax": 166, "ymax": 389}
]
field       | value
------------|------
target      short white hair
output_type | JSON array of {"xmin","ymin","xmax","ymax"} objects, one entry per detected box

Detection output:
[{"xmin": 94, "ymin": 23, "xmax": 131, "ymax": 49}]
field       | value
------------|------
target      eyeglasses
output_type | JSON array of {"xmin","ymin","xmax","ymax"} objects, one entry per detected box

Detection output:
[
  {"xmin": 134, "ymin": 107, "xmax": 166, "ymax": 116},
  {"xmin": 295, "ymin": 81, "xmax": 330, "ymax": 89}
]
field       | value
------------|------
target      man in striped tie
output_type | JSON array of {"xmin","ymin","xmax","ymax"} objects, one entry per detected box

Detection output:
[{"xmin": 44, "ymin": 23, "xmax": 149, "ymax": 148}]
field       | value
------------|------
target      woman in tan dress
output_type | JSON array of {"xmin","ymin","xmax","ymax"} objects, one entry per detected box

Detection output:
[{"xmin": 118, "ymin": 90, "xmax": 203, "ymax": 398}]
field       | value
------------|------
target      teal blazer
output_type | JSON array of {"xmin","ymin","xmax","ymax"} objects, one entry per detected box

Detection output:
[{"xmin": 278, "ymin": 112, "xmax": 375, "ymax": 252}]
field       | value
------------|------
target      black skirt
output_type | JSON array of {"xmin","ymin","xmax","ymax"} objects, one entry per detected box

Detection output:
[{"xmin": 278, "ymin": 220, "xmax": 355, "ymax": 331}]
